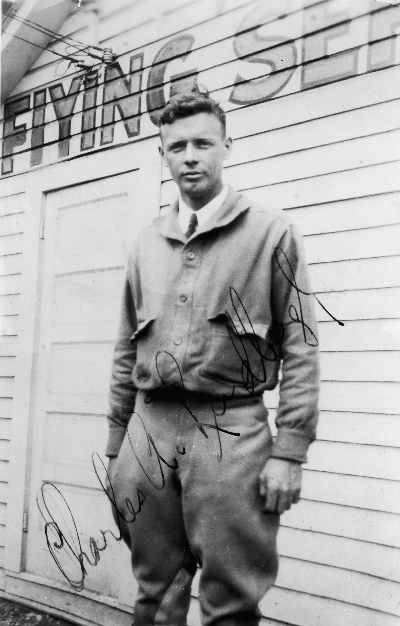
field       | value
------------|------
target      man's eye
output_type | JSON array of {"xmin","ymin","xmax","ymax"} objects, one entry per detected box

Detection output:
[{"xmin": 169, "ymin": 144, "xmax": 184, "ymax": 152}]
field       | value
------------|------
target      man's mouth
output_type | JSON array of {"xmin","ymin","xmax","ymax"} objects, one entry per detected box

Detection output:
[{"xmin": 182, "ymin": 172, "xmax": 203, "ymax": 180}]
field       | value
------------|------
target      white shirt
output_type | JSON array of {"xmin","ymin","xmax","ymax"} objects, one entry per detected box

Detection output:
[{"xmin": 178, "ymin": 185, "xmax": 229, "ymax": 235}]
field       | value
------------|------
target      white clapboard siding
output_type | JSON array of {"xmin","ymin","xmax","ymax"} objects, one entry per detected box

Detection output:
[
  {"xmin": 2, "ymin": 1, "xmax": 400, "ymax": 625},
  {"xmin": 282, "ymin": 499, "xmax": 400, "ymax": 548},
  {"xmin": 161, "ymin": 132, "xmax": 400, "ymax": 203},
  {"xmin": 162, "ymin": 160, "xmax": 400, "ymax": 210},
  {"xmin": 307, "ymin": 440, "xmax": 400, "ymax": 481},
  {"xmin": 288, "ymin": 192, "xmax": 400, "ymax": 233},
  {"xmin": 267, "ymin": 379, "xmax": 400, "ymax": 413},
  {"xmin": 320, "ymin": 351, "xmax": 400, "ymax": 381},
  {"xmin": 316, "ymin": 410, "xmax": 400, "ymax": 447},
  {"xmin": 315, "ymin": 289, "xmax": 400, "ymax": 322},
  {"xmin": 8, "ymin": 6, "xmax": 400, "ymax": 166},
  {"xmin": 310, "ymin": 256, "xmax": 400, "ymax": 292},
  {"xmin": 0, "ymin": 192, "xmax": 26, "ymax": 571},
  {"xmin": 302, "ymin": 470, "xmax": 400, "ymax": 515},
  {"xmin": 279, "ymin": 526, "xmax": 400, "ymax": 582},
  {"xmin": 268, "ymin": 408, "xmax": 400, "ymax": 448},
  {"xmin": 262, "ymin": 586, "xmax": 400, "ymax": 626},
  {"xmin": 275, "ymin": 557, "xmax": 400, "ymax": 616}
]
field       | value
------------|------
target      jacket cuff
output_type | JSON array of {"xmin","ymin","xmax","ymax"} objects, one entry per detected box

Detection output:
[
  {"xmin": 270, "ymin": 428, "xmax": 313, "ymax": 463},
  {"xmin": 105, "ymin": 424, "xmax": 127, "ymax": 458}
]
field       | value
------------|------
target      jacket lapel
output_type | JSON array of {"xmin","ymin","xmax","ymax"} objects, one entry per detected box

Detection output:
[{"xmin": 156, "ymin": 186, "xmax": 250, "ymax": 243}]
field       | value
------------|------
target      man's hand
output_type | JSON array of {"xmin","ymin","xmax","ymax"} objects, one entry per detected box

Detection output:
[{"xmin": 259, "ymin": 458, "xmax": 302, "ymax": 514}]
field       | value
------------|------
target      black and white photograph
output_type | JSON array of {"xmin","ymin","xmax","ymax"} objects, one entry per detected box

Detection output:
[{"xmin": 0, "ymin": 1, "xmax": 399, "ymax": 625}]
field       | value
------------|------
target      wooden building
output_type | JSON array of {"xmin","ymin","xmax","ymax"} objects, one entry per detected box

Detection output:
[{"xmin": 0, "ymin": 0, "xmax": 399, "ymax": 624}]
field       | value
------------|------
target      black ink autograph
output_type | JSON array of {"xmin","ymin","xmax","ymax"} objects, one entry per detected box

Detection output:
[
  {"xmin": 38, "ymin": 243, "xmax": 343, "ymax": 590},
  {"xmin": 217, "ymin": 244, "xmax": 344, "ymax": 393},
  {"xmin": 36, "ymin": 453, "xmax": 145, "ymax": 591},
  {"xmin": 37, "ymin": 401, "xmax": 239, "ymax": 589}
]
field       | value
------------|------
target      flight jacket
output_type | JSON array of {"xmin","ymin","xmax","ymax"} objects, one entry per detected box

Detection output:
[{"xmin": 105, "ymin": 187, "xmax": 320, "ymax": 463}]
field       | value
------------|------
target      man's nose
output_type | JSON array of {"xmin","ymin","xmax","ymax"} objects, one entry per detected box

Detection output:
[{"xmin": 184, "ymin": 143, "xmax": 198, "ymax": 163}]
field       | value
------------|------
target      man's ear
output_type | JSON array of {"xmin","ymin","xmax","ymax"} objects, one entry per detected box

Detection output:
[{"xmin": 224, "ymin": 136, "xmax": 233, "ymax": 159}]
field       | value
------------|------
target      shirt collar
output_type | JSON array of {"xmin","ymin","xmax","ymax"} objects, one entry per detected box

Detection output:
[
  {"xmin": 157, "ymin": 186, "xmax": 250, "ymax": 244},
  {"xmin": 178, "ymin": 184, "xmax": 229, "ymax": 235}
]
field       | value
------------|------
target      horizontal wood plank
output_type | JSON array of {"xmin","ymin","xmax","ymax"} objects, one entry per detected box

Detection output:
[
  {"xmin": 307, "ymin": 440, "xmax": 400, "ymax": 480},
  {"xmin": 261, "ymin": 585, "xmax": 400, "ymax": 626},
  {"xmin": 278, "ymin": 526, "xmax": 400, "ymax": 582},
  {"xmin": 302, "ymin": 470, "xmax": 400, "ymax": 514},
  {"xmin": 281, "ymin": 499, "xmax": 400, "ymax": 548},
  {"xmin": 310, "ymin": 256, "xmax": 400, "ymax": 292},
  {"xmin": 276, "ymin": 556, "xmax": 400, "ymax": 615}
]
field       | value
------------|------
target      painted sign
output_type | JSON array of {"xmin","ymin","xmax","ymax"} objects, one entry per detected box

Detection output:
[{"xmin": 2, "ymin": 2, "xmax": 399, "ymax": 176}]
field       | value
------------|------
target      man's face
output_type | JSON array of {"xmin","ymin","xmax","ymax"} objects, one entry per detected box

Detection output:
[{"xmin": 160, "ymin": 112, "xmax": 232, "ymax": 207}]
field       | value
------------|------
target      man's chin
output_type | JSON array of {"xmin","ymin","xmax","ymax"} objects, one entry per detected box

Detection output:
[{"xmin": 180, "ymin": 180, "xmax": 206, "ymax": 197}]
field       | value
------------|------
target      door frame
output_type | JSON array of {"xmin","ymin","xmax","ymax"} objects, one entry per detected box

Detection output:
[{"xmin": 4, "ymin": 137, "xmax": 161, "ymax": 579}]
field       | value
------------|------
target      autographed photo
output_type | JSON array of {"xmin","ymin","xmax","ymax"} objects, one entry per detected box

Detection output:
[{"xmin": 0, "ymin": 1, "xmax": 399, "ymax": 625}]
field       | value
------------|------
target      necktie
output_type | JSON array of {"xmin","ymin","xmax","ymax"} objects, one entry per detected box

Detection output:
[{"xmin": 185, "ymin": 212, "xmax": 198, "ymax": 238}]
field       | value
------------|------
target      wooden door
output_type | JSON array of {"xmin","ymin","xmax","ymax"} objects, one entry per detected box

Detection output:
[{"xmin": 23, "ymin": 169, "xmax": 157, "ymax": 610}]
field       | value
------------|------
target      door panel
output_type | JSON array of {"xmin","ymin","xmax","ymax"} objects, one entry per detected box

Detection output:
[{"xmin": 25, "ymin": 170, "xmax": 156, "ymax": 604}]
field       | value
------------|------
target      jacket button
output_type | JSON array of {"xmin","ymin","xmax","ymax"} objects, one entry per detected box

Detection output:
[
  {"xmin": 187, "ymin": 251, "xmax": 195, "ymax": 260},
  {"xmin": 179, "ymin": 294, "xmax": 188, "ymax": 303},
  {"xmin": 173, "ymin": 337, "xmax": 183, "ymax": 345}
]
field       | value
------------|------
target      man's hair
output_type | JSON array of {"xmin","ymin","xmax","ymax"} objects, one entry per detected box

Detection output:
[{"xmin": 159, "ymin": 89, "xmax": 226, "ymax": 137}]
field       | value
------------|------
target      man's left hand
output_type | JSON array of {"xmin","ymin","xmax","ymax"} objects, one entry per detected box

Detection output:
[{"xmin": 259, "ymin": 458, "xmax": 302, "ymax": 514}]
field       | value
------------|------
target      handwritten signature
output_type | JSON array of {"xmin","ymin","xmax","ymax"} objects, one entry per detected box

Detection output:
[
  {"xmin": 37, "ymin": 243, "xmax": 343, "ymax": 590},
  {"xmin": 36, "ymin": 453, "xmax": 145, "ymax": 590}
]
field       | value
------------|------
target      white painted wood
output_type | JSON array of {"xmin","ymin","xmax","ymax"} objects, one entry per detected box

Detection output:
[
  {"xmin": 282, "ymin": 499, "xmax": 400, "ymax": 548},
  {"xmin": 315, "ymin": 289, "xmax": 400, "ymax": 322},
  {"xmin": 161, "ymin": 159, "xmax": 400, "ymax": 210},
  {"xmin": 3, "ymin": 573, "xmax": 135, "ymax": 626},
  {"xmin": 161, "ymin": 132, "xmax": 400, "ymax": 204},
  {"xmin": 305, "ymin": 224, "xmax": 400, "ymax": 263},
  {"xmin": 302, "ymin": 470, "xmax": 400, "ymax": 514},
  {"xmin": 320, "ymin": 350, "xmax": 400, "ymax": 381},
  {"xmin": 279, "ymin": 526, "xmax": 400, "ymax": 582},
  {"xmin": 276, "ymin": 556, "xmax": 400, "ymax": 615},
  {"xmin": 0, "ymin": 213, "xmax": 24, "ymax": 237},
  {"xmin": 0, "ymin": 254, "xmax": 23, "ymax": 276},
  {"xmin": 0, "ymin": 235, "xmax": 24, "ymax": 258},
  {"xmin": 289, "ymin": 192, "xmax": 400, "ymax": 234},
  {"xmin": 310, "ymin": 256, "xmax": 400, "ymax": 292},
  {"xmin": 314, "ymin": 410, "xmax": 400, "ymax": 447},
  {"xmin": 4, "ymin": 185, "xmax": 41, "ymax": 574},
  {"xmin": 0, "ymin": 418, "xmax": 12, "ymax": 439},
  {"xmin": 266, "ymin": 379, "xmax": 400, "ymax": 413},
  {"xmin": 52, "ymin": 269, "xmax": 124, "ymax": 342},
  {"xmin": 0, "ymin": 274, "xmax": 22, "ymax": 296},
  {"xmin": 261, "ymin": 585, "xmax": 400, "ymax": 626},
  {"xmin": 23, "ymin": 138, "xmax": 161, "ymax": 608},
  {"xmin": 0, "ymin": 294, "xmax": 20, "ymax": 316},
  {"xmin": 318, "ymin": 318, "xmax": 400, "ymax": 351}
]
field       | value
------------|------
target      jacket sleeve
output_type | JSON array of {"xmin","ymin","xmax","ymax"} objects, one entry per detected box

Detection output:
[
  {"xmin": 269, "ymin": 221, "xmax": 320, "ymax": 463},
  {"xmin": 105, "ymin": 253, "xmax": 138, "ymax": 458}
]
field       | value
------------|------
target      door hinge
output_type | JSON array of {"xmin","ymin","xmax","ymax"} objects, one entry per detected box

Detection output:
[{"xmin": 23, "ymin": 511, "xmax": 29, "ymax": 533}]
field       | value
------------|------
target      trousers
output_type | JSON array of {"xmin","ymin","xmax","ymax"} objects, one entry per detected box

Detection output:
[{"xmin": 108, "ymin": 390, "xmax": 280, "ymax": 626}]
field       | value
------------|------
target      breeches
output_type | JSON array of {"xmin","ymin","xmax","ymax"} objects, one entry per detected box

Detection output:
[{"xmin": 108, "ymin": 390, "xmax": 280, "ymax": 626}]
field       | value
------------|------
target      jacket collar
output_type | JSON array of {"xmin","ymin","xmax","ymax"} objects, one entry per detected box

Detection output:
[{"xmin": 157, "ymin": 186, "xmax": 250, "ymax": 243}]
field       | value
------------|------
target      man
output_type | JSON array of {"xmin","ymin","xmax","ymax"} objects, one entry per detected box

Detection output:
[{"xmin": 105, "ymin": 91, "xmax": 319, "ymax": 626}]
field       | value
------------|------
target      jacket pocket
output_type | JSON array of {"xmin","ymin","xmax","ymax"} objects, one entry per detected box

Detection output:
[
  {"xmin": 200, "ymin": 310, "xmax": 279, "ymax": 392},
  {"xmin": 130, "ymin": 316, "xmax": 156, "ymax": 343},
  {"xmin": 130, "ymin": 316, "xmax": 157, "ymax": 383}
]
